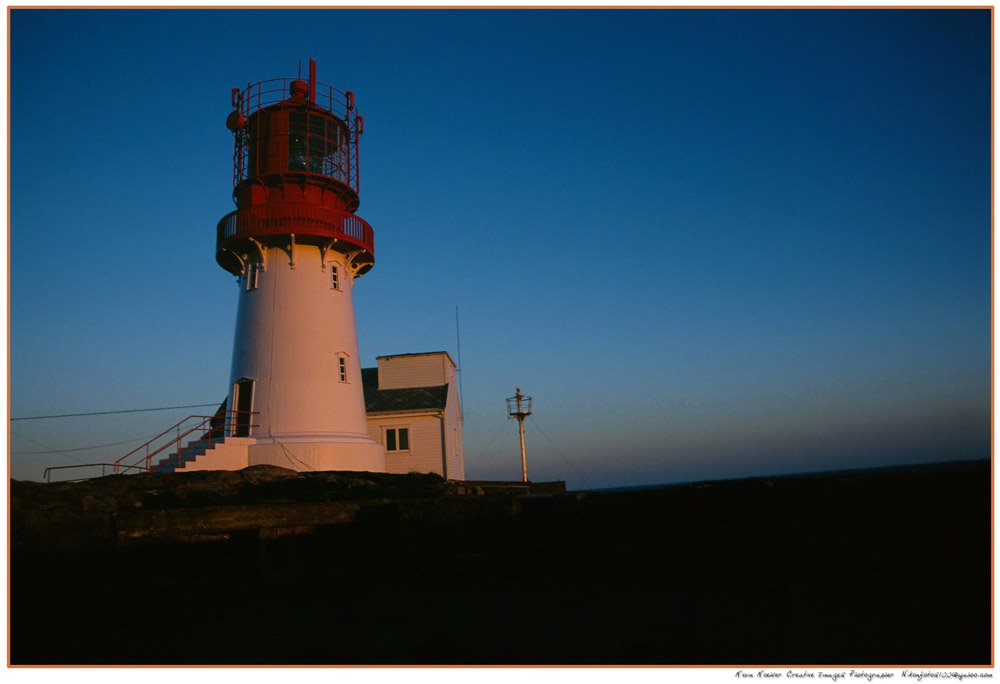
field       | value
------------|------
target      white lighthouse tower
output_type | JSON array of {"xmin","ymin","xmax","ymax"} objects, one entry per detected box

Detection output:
[{"xmin": 204, "ymin": 60, "xmax": 383, "ymax": 472}]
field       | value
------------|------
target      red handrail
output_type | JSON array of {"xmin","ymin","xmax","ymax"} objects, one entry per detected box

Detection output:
[
  {"xmin": 113, "ymin": 409, "xmax": 259, "ymax": 474},
  {"xmin": 112, "ymin": 415, "xmax": 213, "ymax": 473}
]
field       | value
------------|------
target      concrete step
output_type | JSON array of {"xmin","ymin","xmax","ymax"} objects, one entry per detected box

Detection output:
[
  {"xmin": 172, "ymin": 437, "xmax": 254, "ymax": 472},
  {"xmin": 153, "ymin": 438, "xmax": 226, "ymax": 473}
]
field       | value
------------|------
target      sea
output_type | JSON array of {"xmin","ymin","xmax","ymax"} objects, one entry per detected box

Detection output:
[{"xmin": 582, "ymin": 457, "xmax": 990, "ymax": 494}]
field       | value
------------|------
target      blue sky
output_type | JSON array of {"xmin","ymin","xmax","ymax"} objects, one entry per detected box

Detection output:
[{"xmin": 9, "ymin": 8, "xmax": 991, "ymax": 488}]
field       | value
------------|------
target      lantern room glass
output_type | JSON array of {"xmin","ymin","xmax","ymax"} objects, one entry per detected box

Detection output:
[{"xmin": 288, "ymin": 112, "xmax": 345, "ymax": 177}]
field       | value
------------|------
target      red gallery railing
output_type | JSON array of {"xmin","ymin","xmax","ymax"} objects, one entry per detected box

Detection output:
[{"xmin": 216, "ymin": 203, "xmax": 374, "ymax": 255}]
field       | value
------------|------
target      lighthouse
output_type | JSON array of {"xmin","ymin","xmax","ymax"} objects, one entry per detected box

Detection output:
[
  {"xmin": 101, "ymin": 60, "xmax": 466, "ymax": 478},
  {"xmin": 208, "ymin": 60, "xmax": 384, "ymax": 472}
]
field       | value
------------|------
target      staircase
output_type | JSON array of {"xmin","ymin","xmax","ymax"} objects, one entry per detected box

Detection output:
[
  {"xmin": 154, "ymin": 436, "xmax": 256, "ymax": 473},
  {"xmin": 113, "ymin": 402, "xmax": 259, "ymax": 475},
  {"xmin": 151, "ymin": 403, "xmax": 227, "ymax": 472},
  {"xmin": 154, "ymin": 435, "xmax": 224, "ymax": 473}
]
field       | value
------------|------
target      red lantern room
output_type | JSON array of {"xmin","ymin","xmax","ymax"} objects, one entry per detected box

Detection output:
[{"xmin": 216, "ymin": 59, "xmax": 374, "ymax": 277}]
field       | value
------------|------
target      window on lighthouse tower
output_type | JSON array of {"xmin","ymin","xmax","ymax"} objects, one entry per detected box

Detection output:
[{"xmin": 245, "ymin": 262, "xmax": 259, "ymax": 291}]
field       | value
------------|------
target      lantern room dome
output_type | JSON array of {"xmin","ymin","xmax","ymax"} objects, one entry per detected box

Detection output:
[
  {"xmin": 226, "ymin": 69, "xmax": 365, "ymax": 202},
  {"xmin": 217, "ymin": 62, "xmax": 374, "ymax": 278}
]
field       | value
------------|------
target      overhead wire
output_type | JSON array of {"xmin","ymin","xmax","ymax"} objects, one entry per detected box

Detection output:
[
  {"xmin": 11, "ymin": 403, "xmax": 220, "ymax": 421},
  {"xmin": 271, "ymin": 435, "xmax": 315, "ymax": 471},
  {"xmin": 485, "ymin": 420, "xmax": 515, "ymax": 481},
  {"xmin": 11, "ymin": 432, "xmax": 89, "ymax": 466},
  {"xmin": 476, "ymin": 415, "xmax": 510, "ymax": 479},
  {"xmin": 478, "ymin": 416, "xmax": 509, "ymax": 461},
  {"xmin": 455, "ymin": 305, "xmax": 465, "ymax": 421},
  {"xmin": 11, "ymin": 434, "xmax": 154, "ymax": 455},
  {"xmin": 528, "ymin": 415, "xmax": 594, "ymax": 491}
]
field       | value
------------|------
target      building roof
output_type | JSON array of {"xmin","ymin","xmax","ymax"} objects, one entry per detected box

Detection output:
[
  {"xmin": 376, "ymin": 351, "xmax": 456, "ymax": 367},
  {"xmin": 361, "ymin": 367, "xmax": 448, "ymax": 414}
]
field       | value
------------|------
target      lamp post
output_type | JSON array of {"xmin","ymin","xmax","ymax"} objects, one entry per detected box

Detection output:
[{"xmin": 506, "ymin": 387, "xmax": 533, "ymax": 483}]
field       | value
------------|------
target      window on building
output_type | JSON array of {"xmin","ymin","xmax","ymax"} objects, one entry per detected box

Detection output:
[
  {"xmin": 338, "ymin": 356, "xmax": 348, "ymax": 383},
  {"xmin": 385, "ymin": 427, "xmax": 409, "ymax": 452},
  {"xmin": 331, "ymin": 265, "xmax": 339, "ymax": 290}
]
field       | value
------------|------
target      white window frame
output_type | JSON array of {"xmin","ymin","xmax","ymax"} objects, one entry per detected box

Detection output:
[
  {"xmin": 245, "ymin": 262, "xmax": 259, "ymax": 291},
  {"xmin": 330, "ymin": 265, "xmax": 340, "ymax": 290},
  {"xmin": 337, "ymin": 355, "xmax": 348, "ymax": 383},
  {"xmin": 384, "ymin": 426, "xmax": 410, "ymax": 453}
]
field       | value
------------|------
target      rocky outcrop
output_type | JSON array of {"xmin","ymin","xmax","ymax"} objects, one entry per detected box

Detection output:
[
  {"xmin": 10, "ymin": 461, "xmax": 990, "ymax": 666},
  {"xmin": 11, "ymin": 466, "xmax": 553, "ymax": 552}
]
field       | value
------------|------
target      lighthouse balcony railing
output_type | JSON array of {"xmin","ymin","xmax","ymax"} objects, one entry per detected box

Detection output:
[
  {"xmin": 236, "ymin": 77, "xmax": 355, "ymax": 125},
  {"xmin": 217, "ymin": 204, "xmax": 374, "ymax": 255}
]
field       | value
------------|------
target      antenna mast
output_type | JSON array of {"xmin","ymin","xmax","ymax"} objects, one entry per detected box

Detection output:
[
  {"xmin": 506, "ymin": 387, "xmax": 532, "ymax": 483},
  {"xmin": 455, "ymin": 305, "xmax": 465, "ymax": 421}
]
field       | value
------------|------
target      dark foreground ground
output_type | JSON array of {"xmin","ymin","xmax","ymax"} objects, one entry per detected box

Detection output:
[{"xmin": 10, "ymin": 460, "xmax": 991, "ymax": 665}]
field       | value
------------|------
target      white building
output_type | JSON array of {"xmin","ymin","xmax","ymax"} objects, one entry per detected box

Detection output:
[{"xmin": 363, "ymin": 352, "xmax": 465, "ymax": 480}]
